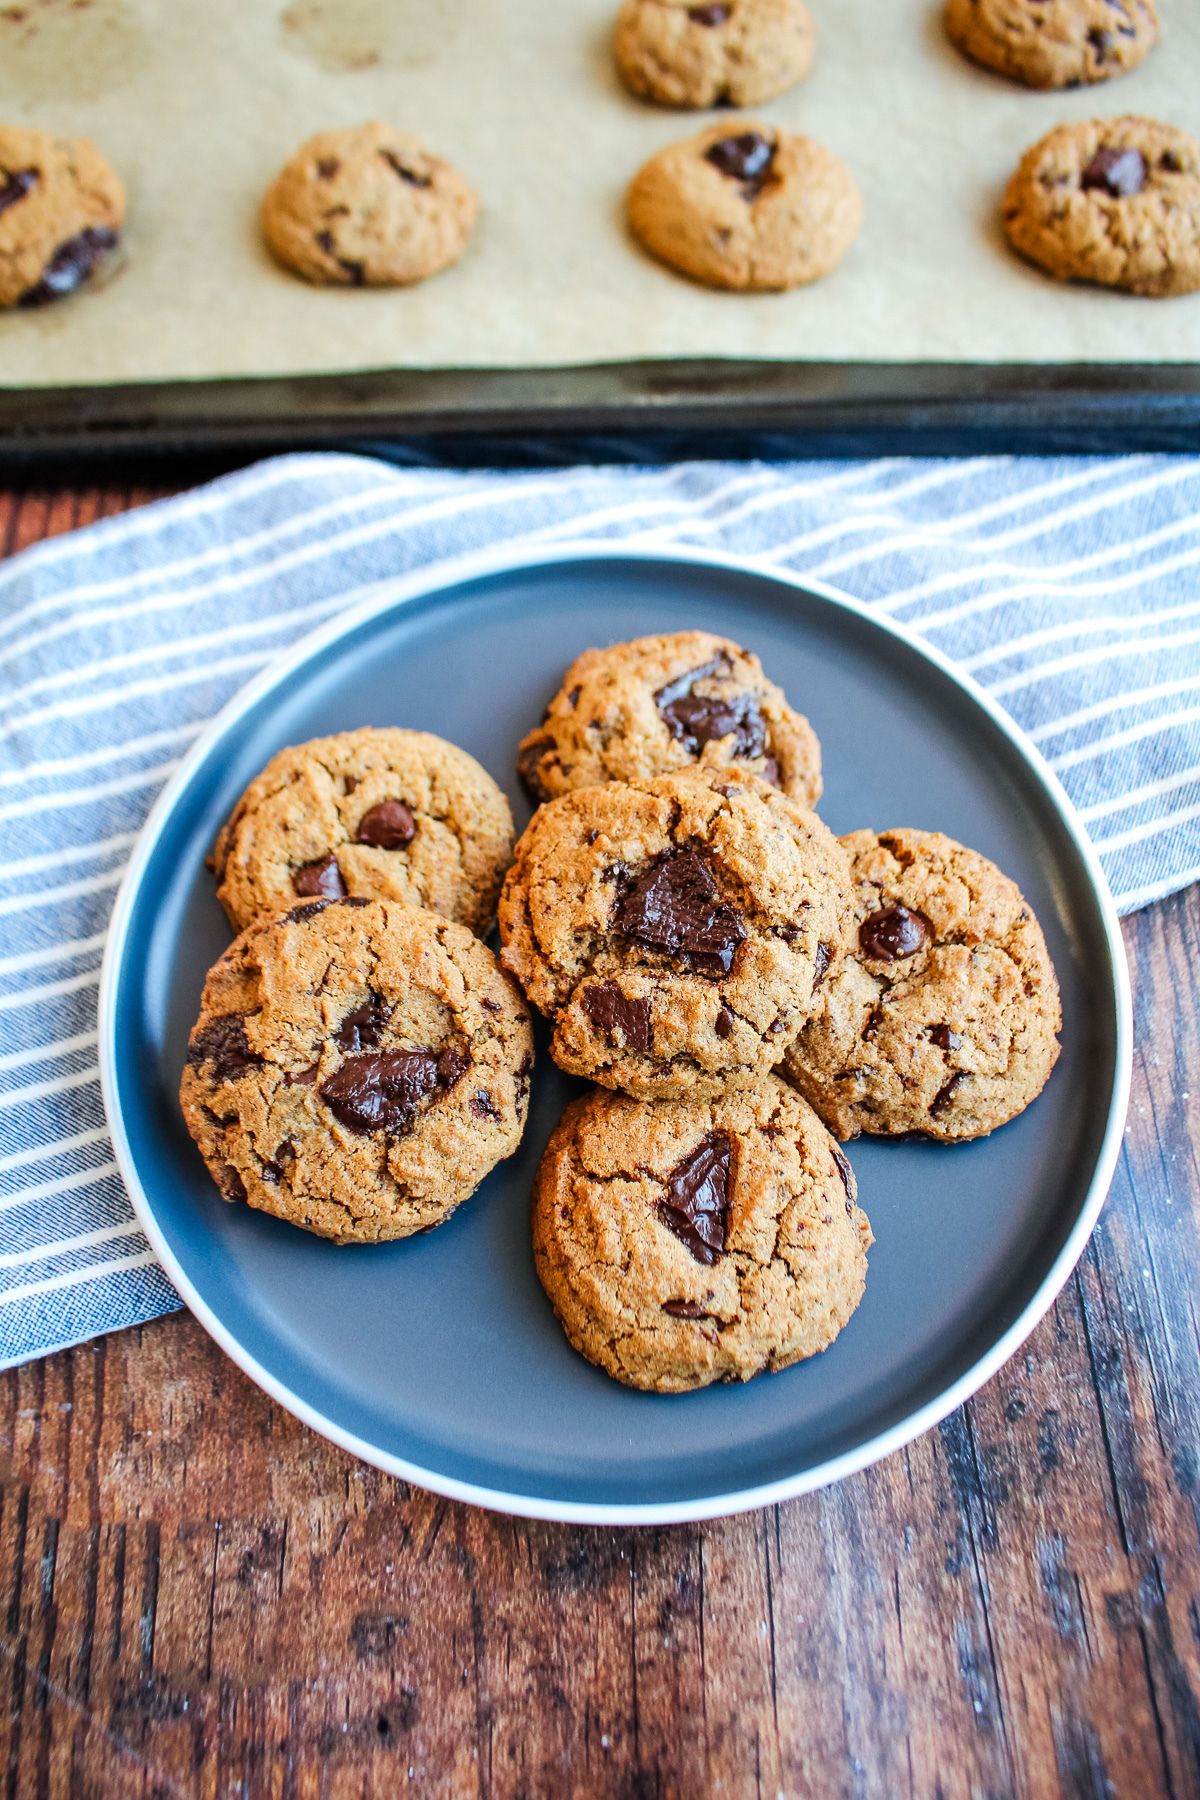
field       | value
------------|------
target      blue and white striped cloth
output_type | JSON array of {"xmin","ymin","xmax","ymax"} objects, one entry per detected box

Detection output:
[{"xmin": 3, "ymin": 449, "xmax": 1199, "ymax": 1369}]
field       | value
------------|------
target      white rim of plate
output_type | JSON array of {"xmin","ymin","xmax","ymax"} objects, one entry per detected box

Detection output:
[{"xmin": 98, "ymin": 540, "xmax": 1133, "ymax": 1527}]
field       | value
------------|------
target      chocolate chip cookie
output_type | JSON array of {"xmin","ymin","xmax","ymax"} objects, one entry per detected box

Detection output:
[
  {"xmin": 627, "ymin": 121, "xmax": 862, "ymax": 290},
  {"xmin": 211, "ymin": 728, "xmax": 514, "ymax": 938},
  {"xmin": 614, "ymin": 0, "xmax": 815, "ymax": 109},
  {"xmin": 262, "ymin": 121, "xmax": 478, "ymax": 287},
  {"xmin": 533, "ymin": 1079, "xmax": 872, "ymax": 1392},
  {"xmin": 0, "ymin": 124, "xmax": 123, "ymax": 308},
  {"xmin": 499, "ymin": 766, "xmax": 854, "ymax": 1099},
  {"xmin": 945, "ymin": 0, "xmax": 1158, "ymax": 89},
  {"xmin": 784, "ymin": 829, "xmax": 1062, "ymax": 1143},
  {"xmin": 517, "ymin": 631, "xmax": 821, "ymax": 808},
  {"xmin": 1002, "ymin": 117, "xmax": 1200, "ymax": 296},
  {"xmin": 180, "ymin": 897, "xmax": 534, "ymax": 1243}
]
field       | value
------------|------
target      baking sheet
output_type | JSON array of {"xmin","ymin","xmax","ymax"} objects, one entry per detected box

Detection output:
[{"xmin": 2, "ymin": 0, "xmax": 1199, "ymax": 388}]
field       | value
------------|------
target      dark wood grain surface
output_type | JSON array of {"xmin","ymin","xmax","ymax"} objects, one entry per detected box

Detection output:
[{"xmin": 1, "ymin": 484, "xmax": 1197, "ymax": 1800}]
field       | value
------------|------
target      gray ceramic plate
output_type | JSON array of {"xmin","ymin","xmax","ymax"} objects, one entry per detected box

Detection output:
[{"xmin": 99, "ymin": 546, "xmax": 1131, "ymax": 1524}]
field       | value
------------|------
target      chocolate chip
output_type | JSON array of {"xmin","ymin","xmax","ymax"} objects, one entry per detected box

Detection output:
[
  {"xmin": 516, "ymin": 736, "xmax": 553, "ymax": 804},
  {"xmin": 657, "ymin": 1131, "xmax": 732, "ymax": 1265},
  {"xmin": 293, "ymin": 854, "xmax": 346, "ymax": 900},
  {"xmin": 585, "ymin": 828, "xmax": 599, "ymax": 846},
  {"xmin": 813, "ymin": 941, "xmax": 831, "ymax": 987},
  {"xmin": 187, "ymin": 1013, "xmax": 262, "ymax": 1083},
  {"xmin": 662, "ymin": 1299, "xmax": 710, "ymax": 1319},
  {"xmin": 316, "ymin": 156, "xmax": 340, "ymax": 179},
  {"xmin": 355, "ymin": 800, "xmax": 416, "ymax": 850},
  {"xmin": 285, "ymin": 898, "xmax": 333, "ymax": 924},
  {"xmin": 1081, "ymin": 146, "xmax": 1147, "ymax": 197},
  {"xmin": 760, "ymin": 757, "xmax": 781, "ymax": 788},
  {"xmin": 1086, "ymin": 25, "xmax": 1114, "ymax": 56},
  {"xmin": 380, "ymin": 148, "xmax": 431, "ymax": 187},
  {"xmin": 688, "ymin": 2, "xmax": 729, "ymax": 21},
  {"xmin": 654, "ymin": 655, "xmax": 767, "ymax": 761},
  {"xmin": 469, "ymin": 1090, "xmax": 499, "ymax": 1120},
  {"xmin": 333, "ymin": 990, "xmax": 390, "ymax": 1054},
  {"xmin": 314, "ymin": 229, "xmax": 365, "ymax": 284},
  {"xmin": 567, "ymin": 685, "xmax": 582, "ymax": 707},
  {"xmin": 219, "ymin": 1165, "xmax": 247, "ymax": 1204},
  {"xmin": 19, "ymin": 227, "xmax": 117, "ymax": 307},
  {"xmin": 582, "ymin": 981, "xmax": 652, "ymax": 1053},
  {"xmin": 931, "ymin": 1073, "xmax": 966, "ymax": 1116},
  {"xmin": 264, "ymin": 1141, "xmax": 296, "ymax": 1183},
  {"xmin": 704, "ymin": 132, "xmax": 776, "ymax": 199},
  {"xmin": 320, "ymin": 1045, "xmax": 468, "ymax": 1135},
  {"xmin": 613, "ymin": 845, "xmax": 747, "ymax": 976},
  {"xmin": 285, "ymin": 1063, "xmax": 319, "ymax": 1086},
  {"xmin": 0, "ymin": 167, "xmax": 37, "ymax": 216},
  {"xmin": 830, "ymin": 1142, "xmax": 855, "ymax": 1214},
  {"xmin": 859, "ymin": 904, "xmax": 929, "ymax": 962},
  {"xmin": 715, "ymin": 1006, "xmax": 733, "ymax": 1039},
  {"xmin": 930, "ymin": 1024, "xmax": 963, "ymax": 1052},
  {"xmin": 481, "ymin": 997, "xmax": 502, "ymax": 1014}
]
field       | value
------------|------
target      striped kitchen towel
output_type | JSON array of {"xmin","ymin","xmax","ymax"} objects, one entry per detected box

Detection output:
[{"xmin": 3, "ymin": 448, "xmax": 1199, "ymax": 1369}]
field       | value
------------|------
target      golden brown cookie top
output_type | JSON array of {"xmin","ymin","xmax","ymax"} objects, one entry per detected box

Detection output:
[
  {"xmin": 532, "ymin": 1079, "xmax": 872, "ymax": 1391},
  {"xmin": 211, "ymin": 727, "xmax": 514, "ymax": 938},
  {"xmin": 0, "ymin": 124, "xmax": 124, "ymax": 308},
  {"xmin": 945, "ymin": 0, "xmax": 1158, "ymax": 89},
  {"xmin": 614, "ymin": 0, "xmax": 815, "ymax": 109},
  {"xmin": 785, "ymin": 828, "xmax": 1062, "ymax": 1143},
  {"xmin": 517, "ymin": 630, "xmax": 821, "ymax": 807}
]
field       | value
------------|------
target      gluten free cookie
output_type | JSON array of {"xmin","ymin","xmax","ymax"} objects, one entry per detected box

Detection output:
[
  {"xmin": 533, "ymin": 1079, "xmax": 872, "ymax": 1392},
  {"xmin": 211, "ymin": 728, "xmax": 514, "ymax": 938},
  {"xmin": 499, "ymin": 765, "xmax": 854, "ymax": 1099},
  {"xmin": 614, "ymin": 0, "xmax": 815, "ymax": 109},
  {"xmin": 784, "ymin": 829, "xmax": 1061, "ymax": 1143},
  {"xmin": 945, "ymin": 0, "xmax": 1158, "ymax": 89},
  {"xmin": 517, "ymin": 631, "xmax": 821, "ymax": 807},
  {"xmin": 180, "ymin": 897, "xmax": 533, "ymax": 1243},
  {"xmin": 628, "ymin": 121, "xmax": 862, "ymax": 291},
  {"xmin": 1002, "ymin": 117, "xmax": 1200, "ymax": 297},
  {"xmin": 0, "ymin": 124, "xmax": 123, "ymax": 308},
  {"xmin": 262, "ymin": 121, "xmax": 477, "ymax": 287}
]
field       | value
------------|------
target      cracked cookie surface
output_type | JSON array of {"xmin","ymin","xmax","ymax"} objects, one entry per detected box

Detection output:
[
  {"xmin": 179, "ymin": 897, "xmax": 533, "ymax": 1242},
  {"xmin": 517, "ymin": 630, "xmax": 821, "ymax": 807},
  {"xmin": 1002, "ymin": 116, "xmax": 1200, "ymax": 296},
  {"xmin": 498, "ymin": 765, "xmax": 854, "ymax": 1099},
  {"xmin": 945, "ymin": 0, "xmax": 1158, "ymax": 89},
  {"xmin": 262, "ymin": 121, "xmax": 477, "ymax": 287},
  {"xmin": 614, "ymin": 0, "xmax": 815, "ymax": 109},
  {"xmin": 0, "ymin": 123, "xmax": 124, "ymax": 308},
  {"xmin": 533, "ymin": 1079, "xmax": 872, "ymax": 1392},
  {"xmin": 784, "ymin": 828, "xmax": 1062, "ymax": 1142},
  {"xmin": 211, "ymin": 727, "xmax": 514, "ymax": 937},
  {"xmin": 627, "ymin": 120, "xmax": 862, "ymax": 291}
]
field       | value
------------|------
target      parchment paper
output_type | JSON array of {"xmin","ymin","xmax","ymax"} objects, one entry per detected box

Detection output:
[{"xmin": 3, "ymin": 0, "xmax": 1199, "ymax": 388}]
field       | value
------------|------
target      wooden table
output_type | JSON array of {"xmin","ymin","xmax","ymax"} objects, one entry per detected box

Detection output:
[{"xmin": 1, "ymin": 481, "xmax": 1197, "ymax": 1800}]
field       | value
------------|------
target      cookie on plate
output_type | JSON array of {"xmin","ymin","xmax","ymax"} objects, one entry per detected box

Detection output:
[
  {"xmin": 517, "ymin": 630, "xmax": 821, "ymax": 807},
  {"xmin": 614, "ymin": 0, "xmax": 816, "ymax": 109},
  {"xmin": 1002, "ymin": 117, "xmax": 1200, "ymax": 297},
  {"xmin": 0, "ymin": 124, "xmax": 124, "ymax": 308},
  {"xmin": 262, "ymin": 121, "xmax": 477, "ymax": 287},
  {"xmin": 784, "ymin": 828, "xmax": 1062, "ymax": 1143},
  {"xmin": 499, "ymin": 765, "xmax": 854, "ymax": 1098},
  {"xmin": 627, "ymin": 121, "xmax": 862, "ymax": 290},
  {"xmin": 533, "ymin": 1079, "xmax": 872, "ymax": 1392},
  {"xmin": 180, "ymin": 897, "xmax": 533, "ymax": 1243},
  {"xmin": 944, "ymin": 0, "xmax": 1158, "ymax": 89},
  {"xmin": 211, "ymin": 727, "xmax": 514, "ymax": 938}
]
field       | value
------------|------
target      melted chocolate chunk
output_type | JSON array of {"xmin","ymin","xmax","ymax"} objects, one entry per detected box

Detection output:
[
  {"xmin": 613, "ymin": 846, "xmax": 747, "ymax": 976},
  {"xmin": 264, "ymin": 1141, "xmax": 296, "ymax": 1183},
  {"xmin": 714, "ymin": 1006, "xmax": 733, "ymax": 1039},
  {"xmin": 0, "ymin": 167, "xmax": 37, "ymax": 216},
  {"xmin": 704, "ymin": 132, "xmax": 777, "ymax": 198},
  {"xmin": 320, "ymin": 1045, "xmax": 467, "ymax": 1135},
  {"xmin": 1081, "ymin": 146, "xmax": 1147, "ymax": 197},
  {"xmin": 469, "ymin": 1090, "xmax": 499, "ymax": 1120},
  {"xmin": 19, "ymin": 227, "xmax": 117, "ymax": 307},
  {"xmin": 657, "ymin": 1131, "xmax": 732, "ymax": 1266},
  {"xmin": 516, "ymin": 736, "xmax": 553, "ymax": 804},
  {"xmin": 662, "ymin": 1299, "xmax": 711, "ymax": 1319},
  {"xmin": 858, "ymin": 904, "xmax": 929, "ymax": 962},
  {"xmin": 355, "ymin": 799, "xmax": 416, "ymax": 850},
  {"xmin": 931, "ymin": 1073, "xmax": 966, "ymax": 1116},
  {"xmin": 285, "ymin": 1062, "xmax": 319, "ymax": 1087},
  {"xmin": 582, "ymin": 981, "xmax": 652, "ymax": 1053},
  {"xmin": 830, "ymin": 1142, "xmax": 855, "ymax": 1215},
  {"xmin": 219, "ymin": 1165, "xmax": 247, "ymax": 1203},
  {"xmin": 187, "ymin": 1013, "xmax": 262, "ymax": 1083},
  {"xmin": 381, "ymin": 148, "xmax": 431, "ymax": 187},
  {"xmin": 813, "ymin": 941, "xmax": 831, "ymax": 987},
  {"xmin": 930, "ymin": 1023, "xmax": 963, "ymax": 1052},
  {"xmin": 333, "ymin": 990, "xmax": 390, "ymax": 1054},
  {"xmin": 292, "ymin": 854, "xmax": 346, "ymax": 900},
  {"xmin": 285, "ymin": 898, "xmax": 333, "ymax": 924},
  {"xmin": 688, "ymin": 2, "xmax": 729, "ymax": 21},
  {"xmin": 654, "ymin": 655, "xmax": 767, "ymax": 761}
]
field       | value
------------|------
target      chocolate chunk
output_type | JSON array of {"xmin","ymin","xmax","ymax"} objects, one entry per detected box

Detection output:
[
  {"xmin": 469, "ymin": 1090, "xmax": 499, "ymax": 1120},
  {"xmin": 859, "ymin": 904, "xmax": 929, "ymax": 962},
  {"xmin": 760, "ymin": 756, "xmax": 781, "ymax": 788},
  {"xmin": 0, "ymin": 167, "xmax": 37, "ymax": 216},
  {"xmin": 264, "ymin": 1141, "xmax": 296, "ymax": 1183},
  {"xmin": 930, "ymin": 1024, "xmax": 963, "ymax": 1052},
  {"xmin": 381, "ymin": 148, "xmax": 431, "ymax": 187},
  {"xmin": 657, "ymin": 1131, "xmax": 732, "ymax": 1266},
  {"xmin": 654, "ymin": 655, "xmax": 767, "ymax": 761},
  {"xmin": 314, "ymin": 229, "xmax": 365, "ymax": 284},
  {"xmin": 1081, "ymin": 146, "xmax": 1147, "ymax": 197},
  {"xmin": 567, "ymin": 685, "xmax": 582, "ymax": 707},
  {"xmin": 333, "ymin": 991, "xmax": 390, "ymax": 1054},
  {"xmin": 704, "ymin": 132, "xmax": 776, "ymax": 198},
  {"xmin": 582, "ymin": 981, "xmax": 652, "ymax": 1053},
  {"xmin": 285, "ymin": 1062, "xmax": 319, "ymax": 1086},
  {"xmin": 830, "ymin": 1142, "xmax": 855, "ymax": 1214},
  {"xmin": 688, "ymin": 2, "xmax": 729, "ymax": 21},
  {"xmin": 813, "ymin": 941, "xmax": 831, "ymax": 987},
  {"xmin": 931, "ymin": 1073, "xmax": 966, "ymax": 1116},
  {"xmin": 187, "ymin": 1013, "xmax": 262, "ymax": 1083},
  {"xmin": 219, "ymin": 1164, "xmax": 247, "ymax": 1204},
  {"xmin": 516, "ymin": 736, "xmax": 553, "ymax": 804},
  {"xmin": 613, "ymin": 846, "xmax": 747, "ymax": 976},
  {"xmin": 293, "ymin": 854, "xmax": 346, "ymax": 900},
  {"xmin": 320, "ymin": 1045, "xmax": 467, "ymax": 1135},
  {"xmin": 19, "ymin": 227, "xmax": 117, "ymax": 307},
  {"xmin": 315, "ymin": 156, "xmax": 340, "ymax": 179},
  {"xmin": 285, "ymin": 898, "xmax": 333, "ymax": 924},
  {"xmin": 355, "ymin": 800, "xmax": 416, "ymax": 850},
  {"xmin": 662, "ymin": 1299, "xmax": 710, "ymax": 1319},
  {"xmin": 715, "ymin": 1006, "xmax": 733, "ymax": 1039}
]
